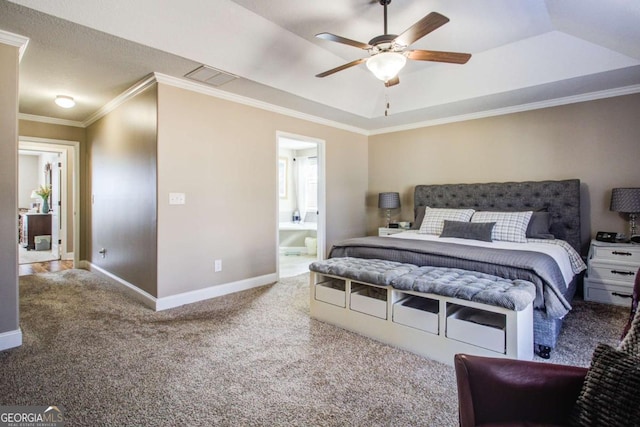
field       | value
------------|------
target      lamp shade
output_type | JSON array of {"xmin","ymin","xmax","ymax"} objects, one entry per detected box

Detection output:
[
  {"xmin": 610, "ymin": 188, "xmax": 640, "ymax": 213},
  {"xmin": 366, "ymin": 52, "xmax": 406, "ymax": 82},
  {"xmin": 378, "ymin": 192, "xmax": 400, "ymax": 209}
]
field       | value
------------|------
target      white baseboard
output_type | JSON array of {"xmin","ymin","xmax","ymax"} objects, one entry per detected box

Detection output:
[
  {"xmin": 62, "ymin": 251, "xmax": 74, "ymax": 261},
  {"xmin": 82, "ymin": 261, "xmax": 276, "ymax": 312},
  {"xmin": 155, "ymin": 273, "xmax": 277, "ymax": 311},
  {"xmin": 0, "ymin": 329, "xmax": 22, "ymax": 351},
  {"xmin": 84, "ymin": 262, "xmax": 157, "ymax": 310}
]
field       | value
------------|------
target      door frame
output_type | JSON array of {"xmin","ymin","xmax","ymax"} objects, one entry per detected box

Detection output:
[
  {"xmin": 19, "ymin": 136, "xmax": 80, "ymax": 265},
  {"xmin": 276, "ymin": 131, "xmax": 326, "ymax": 279}
]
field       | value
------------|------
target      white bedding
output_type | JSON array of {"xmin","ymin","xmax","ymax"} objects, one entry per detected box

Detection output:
[{"xmin": 389, "ymin": 230, "xmax": 585, "ymax": 286}]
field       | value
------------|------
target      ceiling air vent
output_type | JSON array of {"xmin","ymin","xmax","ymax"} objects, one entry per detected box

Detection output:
[{"xmin": 185, "ymin": 65, "xmax": 238, "ymax": 87}]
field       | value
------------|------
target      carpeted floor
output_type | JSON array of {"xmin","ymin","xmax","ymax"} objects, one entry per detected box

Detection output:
[{"xmin": 0, "ymin": 269, "xmax": 628, "ymax": 426}]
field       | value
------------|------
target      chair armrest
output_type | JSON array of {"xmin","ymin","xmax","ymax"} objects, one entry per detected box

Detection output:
[{"xmin": 455, "ymin": 354, "xmax": 588, "ymax": 427}]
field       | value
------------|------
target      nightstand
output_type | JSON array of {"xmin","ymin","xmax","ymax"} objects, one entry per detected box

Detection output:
[
  {"xmin": 378, "ymin": 227, "xmax": 407, "ymax": 237},
  {"xmin": 583, "ymin": 239, "xmax": 640, "ymax": 306}
]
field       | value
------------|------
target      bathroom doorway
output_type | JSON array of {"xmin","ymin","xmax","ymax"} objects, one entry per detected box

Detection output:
[
  {"xmin": 18, "ymin": 137, "xmax": 79, "ymax": 267},
  {"xmin": 277, "ymin": 133, "xmax": 325, "ymax": 279}
]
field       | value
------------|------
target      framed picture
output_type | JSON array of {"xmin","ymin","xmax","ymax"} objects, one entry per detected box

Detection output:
[{"xmin": 278, "ymin": 157, "xmax": 287, "ymax": 198}]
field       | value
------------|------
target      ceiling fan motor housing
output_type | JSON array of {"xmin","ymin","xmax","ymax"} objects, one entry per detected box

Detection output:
[{"xmin": 368, "ymin": 34, "xmax": 402, "ymax": 53}]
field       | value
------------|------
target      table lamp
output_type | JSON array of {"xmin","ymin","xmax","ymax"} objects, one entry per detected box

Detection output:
[
  {"xmin": 610, "ymin": 187, "xmax": 640, "ymax": 242},
  {"xmin": 378, "ymin": 192, "xmax": 400, "ymax": 227}
]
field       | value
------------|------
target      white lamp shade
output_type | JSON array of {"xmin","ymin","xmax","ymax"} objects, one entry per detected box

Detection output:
[
  {"xmin": 55, "ymin": 95, "xmax": 75, "ymax": 108},
  {"xmin": 366, "ymin": 52, "xmax": 407, "ymax": 82}
]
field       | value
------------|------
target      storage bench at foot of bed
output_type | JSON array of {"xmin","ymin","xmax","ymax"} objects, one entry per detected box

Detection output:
[{"xmin": 310, "ymin": 271, "xmax": 533, "ymax": 365}]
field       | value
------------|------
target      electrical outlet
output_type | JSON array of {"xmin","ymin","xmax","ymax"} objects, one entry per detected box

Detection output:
[{"xmin": 214, "ymin": 259, "xmax": 222, "ymax": 272}]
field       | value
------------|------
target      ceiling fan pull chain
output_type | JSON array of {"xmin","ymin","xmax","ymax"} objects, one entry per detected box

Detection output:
[{"xmin": 385, "ymin": 93, "xmax": 391, "ymax": 116}]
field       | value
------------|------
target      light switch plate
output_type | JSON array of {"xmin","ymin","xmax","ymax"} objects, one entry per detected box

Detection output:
[{"xmin": 169, "ymin": 192, "xmax": 186, "ymax": 205}]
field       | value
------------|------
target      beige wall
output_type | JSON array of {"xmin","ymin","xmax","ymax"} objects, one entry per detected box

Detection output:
[
  {"xmin": 368, "ymin": 93, "xmax": 640, "ymax": 252},
  {"xmin": 0, "ymin": 42, "xmax": 19, "ymax": 341},
  {"xmin": 156, "ymin": 83, "xmax": 368, "ymax": 298},
  {"xmin": 19, "ymin": 119, "xmax": 86, "ymax": 257},
  {"xmin": 86, "ymin": 84, "xmax": 158, "ymax": 296}
]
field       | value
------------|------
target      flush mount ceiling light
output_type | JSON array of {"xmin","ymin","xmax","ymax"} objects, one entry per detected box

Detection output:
[{"xmin": 55, "ymin": 95, "xmax": 75, "ymax": 108}]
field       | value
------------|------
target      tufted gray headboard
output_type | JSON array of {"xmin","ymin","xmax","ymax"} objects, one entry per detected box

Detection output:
[{"xmin": 414, "ymin": 179, "xmax": 581, "ymax": 253}]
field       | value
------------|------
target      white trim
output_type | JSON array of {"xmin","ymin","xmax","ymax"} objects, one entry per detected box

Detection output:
[
  {"xmin": 16, "ymin": 71, "xmax": 640, "ymax": 136},
  {"xmin": 0, "ymin": 29, "xmax": 29, "ymax": 62},
  {"xmin": 83, "ymin": 261, "xmax": 276, "ymax": 312},
  {"xmin": 84, "ymin": 262, "xmax": 157, "ymax": 309},
  {"xmin": 369, "ymin": 84, "xmax": 640, "ymax": 135},
  {"xmin": 0, "ymin": 329, "xmax": 22, "ymax": 351},
  {"xmin": 19, "ymin": 113, "xmax": 85, "ymax": 128},
  {"xmin": 154, "ymin": 72, "xmax": 369, "ymax": 136},
  {"xmin": 276, "ymin": 132, "xmax": 326, "ymax": 281},
  {"xmin": 19, "ymin": 137, "xmax": 81, "ymax": 268},
  {"xmin": 154, "ymin": 273, "xmax": 276, "ymax": 311},
  {"xmin": 82, "ymin": 74, "xmax": 157, "ymax": 127}
]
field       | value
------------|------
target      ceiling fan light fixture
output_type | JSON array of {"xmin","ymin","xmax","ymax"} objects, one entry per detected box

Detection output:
[
  {"xmin": 366, "ymin": 52, "xmax": 406, "ymax": 82},
  {"xmin": 55, "ymin": 95, "xmax": 75, "ymax": 108}
]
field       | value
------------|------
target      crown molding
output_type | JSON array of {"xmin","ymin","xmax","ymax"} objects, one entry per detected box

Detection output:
[
  {"xmin": 83, "ymin": 74, "xmax": 157, "ymax": 127},
  {"xmin": 153, "ymin": 73, "xmax": 369, "ymax": 136},
  {"xmin": 0, "ymin": 29, "xmax": 29, "ymax": 62},
  {"xmin": 18, "ymin": 113, "xmax": 85, "ymax": 128},
  {"xmin": 369, "ymin": 84, "xmax": 640, "ymax": 135}
]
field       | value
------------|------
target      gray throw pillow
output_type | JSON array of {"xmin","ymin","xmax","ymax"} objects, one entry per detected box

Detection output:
[
  {"xmin": 411, "ymin": 206, "xmax": 426, "ymax": 230},
  {"xmin": 527, "ymin": 211, "xmax": 554, "ymax": 239},
  {"xmin": 571, "ymin": 344, "xmax": 640, "ymax": 426},
  {"xmin": 439, "ymin": 220, "xmax": 495, "ymax": 242}
]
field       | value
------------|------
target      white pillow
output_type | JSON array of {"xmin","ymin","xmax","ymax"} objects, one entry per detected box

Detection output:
[
  {"xmin": 418, "ymin": 208, "xmax": 475, "ymax": 235},
  {"xmin": 471, "ymin": 211, "xmax": 533, "ymax": 243}
]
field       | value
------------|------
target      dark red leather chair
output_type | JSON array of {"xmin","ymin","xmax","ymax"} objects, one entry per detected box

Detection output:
[
  {"xmin": 454, "ymin": 267, "xmax": 640, "ymax": 427},
  {"xmin": 454, "ymin": 354, "xmax": 587, "ymax": 427}
]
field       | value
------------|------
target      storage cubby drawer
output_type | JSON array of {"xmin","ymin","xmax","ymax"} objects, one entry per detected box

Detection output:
[
  {"xmin": 393, "ymin": 296, "xmax": 439, "ymax": 334},
  {"xmin": 315, "ymin": 279, "xmax": 346, "ymax": 308},
  {"xmin": 350, "ymin": 283, "xmax": 387, "ymax": 319},
  {"xmin": 446, "ymin": 305, "xmax": 506, "ymax": 353}
]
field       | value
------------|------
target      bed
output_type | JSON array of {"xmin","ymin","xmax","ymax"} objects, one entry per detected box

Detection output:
[{"xmin": 329, "ymin": 179, "xmax": 586, "ymax": 357}]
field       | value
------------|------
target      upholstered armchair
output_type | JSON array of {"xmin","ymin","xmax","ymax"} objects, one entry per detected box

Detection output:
[
  {"xmin": 455, "ymin": 268, "xmax": 640, "ymax": 427},
  {"xmin": 454, "ymin": 354, "xmax": 587, "ymax": 426}
]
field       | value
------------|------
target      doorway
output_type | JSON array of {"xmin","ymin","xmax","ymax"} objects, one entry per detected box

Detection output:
[
  {"xmin": 18, "ymin": 137, "xmax": 79, "ymax": 267},
  {"xmin": 277, "ymin": 132, "xmax": 325, "ymax": 279}
]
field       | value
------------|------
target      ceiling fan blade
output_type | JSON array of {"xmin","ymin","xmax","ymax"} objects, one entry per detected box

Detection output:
[
  {"xmin": 315, "ymin": 32, "xmax": 372, "ymax": 50},
  {"xmin": 315, "ymin": 58, "xmax": 367, "ymax": 78},
  {"xmin": 394, "ymin": 12, "xmax": 449, "ymax": 47},
  {"xmin": 385, "ymin": 76, "xmax": 399, "ymax": 87},
  {"xmin": 406, "ymin": 50, "xmax": 471, "ymax": 64}
]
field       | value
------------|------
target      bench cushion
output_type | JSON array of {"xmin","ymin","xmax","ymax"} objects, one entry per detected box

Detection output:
[
  {"xmin": 309, "ymin": 257, "xmax": 419, "ymax": 286},
  {"xmin": 310, "ymin": 257, "xmax": 536, "ymax": 311},
  {"xmin": 391, "ymin": 266, "xmax": 535, "ymax": 311}
]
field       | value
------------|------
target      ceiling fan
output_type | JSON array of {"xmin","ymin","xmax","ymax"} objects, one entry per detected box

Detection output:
[{"xmin": 315, "ymin": 0, "xmax": 471, "ymax": 87}]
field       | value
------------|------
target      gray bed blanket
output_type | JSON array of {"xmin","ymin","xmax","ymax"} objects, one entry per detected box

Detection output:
[{"xmin": 329, "ymin": 236, "xmax": 571, "ymax": 318}]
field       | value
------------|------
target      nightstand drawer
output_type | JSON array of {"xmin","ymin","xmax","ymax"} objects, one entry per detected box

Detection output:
[
  {"xmin": 589, "ymin": 261, "xmax": 638, "ymax": 284},
  {"xmin": 378, "ymin": 227, "xmax": 405, "ymax": 237},
  {"xmin": 584, "ymin": 280, "xmax": 634, "ymax": 306},
  {"xmin": 592, "ymin": 246, "xmax": 640, "ymax": 263}
]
